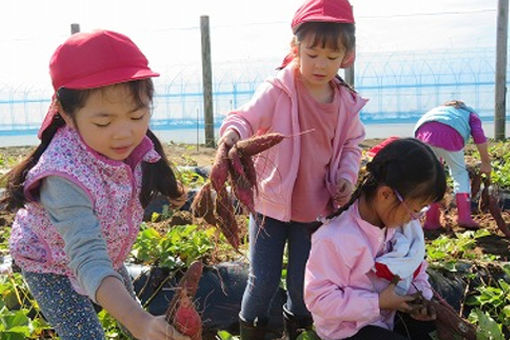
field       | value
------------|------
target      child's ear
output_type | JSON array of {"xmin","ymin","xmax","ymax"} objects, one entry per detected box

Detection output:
[
  {"xmin": 378, "ymin": 185, "xmax": 394, "ymax": 201},
  {"xmin": 340, "ymin": 49, "xmax": 355, "ymax": 68}
]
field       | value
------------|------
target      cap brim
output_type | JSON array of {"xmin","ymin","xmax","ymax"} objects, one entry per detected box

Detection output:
[
  {"xmin": 59, "ymin": 67, "xmax": 160, "ymax": 90},
  {"xmin": 292, "ymin": 16, "xmax": 355, "ymax": 33}
]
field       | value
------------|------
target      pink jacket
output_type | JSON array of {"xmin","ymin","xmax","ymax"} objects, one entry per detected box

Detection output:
[
  {"xmin": 304, "ymin": 202, "xmax": 433, "ymax": 340},
  {"xmin": 9, "ymin": 126, "xmax": 160, "ymax": 293},
  {"xmin": 219, "ymin": 62, "xmax": 367, "ymax": 222}
]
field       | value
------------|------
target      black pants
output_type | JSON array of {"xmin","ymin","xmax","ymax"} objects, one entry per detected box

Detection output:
[{"xmin": 345, "ymin": 313, "xmax": 435, "ymax": 340}]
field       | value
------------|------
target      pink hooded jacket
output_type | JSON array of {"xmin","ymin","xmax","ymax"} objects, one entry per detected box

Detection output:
[
  {"xmin": 304, "ymin": 202, "xmax": 433, "ymax": 340},
  {"xmin": 219, "ymin": 62, "xmax": 367, "ymax": 222}
]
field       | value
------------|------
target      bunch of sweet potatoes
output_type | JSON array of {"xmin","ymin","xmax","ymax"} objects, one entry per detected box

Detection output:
[
  {"xmin": 190, "ymin": 133, "xmax": 284, "ymax": 250},
  {"xmin": 165, "ymin": 261, "xmax": 203, "ymax": 340}
]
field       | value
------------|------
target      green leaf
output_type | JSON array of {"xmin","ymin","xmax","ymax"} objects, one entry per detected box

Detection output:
[
  {"xmin": 470, "ymin": 309, "xmax": 504, "ymax": 340},
  {"xmin": 297, "ymin": 330, "xmax": 321, "ymax": 340},
  {"xmin": 2, "ymin": 310, "xmax": 29, "ymax": 329},
  {"xmin": 216, "ymin": 330, "xmax": 236, "ymax": 339}
]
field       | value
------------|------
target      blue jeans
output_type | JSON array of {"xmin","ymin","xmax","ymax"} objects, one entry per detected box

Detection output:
[
  {"xmin": 240, "ymin": 214, "xmax": 318, "ymax": 322},
  {"xmin": 23, "ymin": 266, "xmax": 135, "ymax": 340}
]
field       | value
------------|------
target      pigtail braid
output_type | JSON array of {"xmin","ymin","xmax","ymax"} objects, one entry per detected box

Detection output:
[
  {"xmin": 140, "ymin": 130, "xmax": 187, "ymax": 209},
  {"xmin": 327, "ymin": 171, "xmax": 377, "ymax": 220}
]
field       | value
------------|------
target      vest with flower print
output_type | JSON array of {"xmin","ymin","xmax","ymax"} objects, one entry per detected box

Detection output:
[{"xmin": 9, "ymin": 126, "xmax": 160, "ymax": 280}]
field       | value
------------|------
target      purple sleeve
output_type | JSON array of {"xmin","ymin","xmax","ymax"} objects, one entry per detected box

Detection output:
[{"xmin": 469, "ymin": 113, "xmax": 487, "ymax": 144}]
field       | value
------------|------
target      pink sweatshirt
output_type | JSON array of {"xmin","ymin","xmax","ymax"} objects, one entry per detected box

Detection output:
[
  {"xmin": 219, "ymin": 62, "xmax": 367, "ymax": 222},
  {"xmin": 304, "ymin": 202, "xmax": 433, "ymax": 340},
  {"xmin": 292, "ymin": 71, "xmax": 340, "ymax": 222}
]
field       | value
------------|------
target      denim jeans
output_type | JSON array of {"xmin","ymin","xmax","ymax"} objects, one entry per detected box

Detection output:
[{"xmin": 240, "ymin": 213, "xmax": 318, "ymax": 322}]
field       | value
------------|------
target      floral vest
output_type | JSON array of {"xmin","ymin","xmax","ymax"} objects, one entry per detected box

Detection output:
[{"xmin": 9, "ymin": 126, "xmax": 160, "ymax": 290}]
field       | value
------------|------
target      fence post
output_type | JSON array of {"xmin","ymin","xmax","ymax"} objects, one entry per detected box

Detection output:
[
  {"xmin": 70, "ymin": 23, "xmax": 80, "ymax": 35},
  {"xmin": 495, "ymin": 0, "xmax": 508, "ymax": 141},
  {"xmin": 200, "ymin": 15, "xmax": 215, "ymax": 147}
]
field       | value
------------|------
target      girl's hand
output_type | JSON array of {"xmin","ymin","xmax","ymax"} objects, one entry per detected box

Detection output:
[
  {"xmin": 378, "ymin": 283, "xmax": 415, "ymax": 313},
  {"xmin": 134, "ymin": 314, "xmax": 190, "ymax": 340},
  {"xmin": 218, "ymin": 129, "xmax": 240, "ymax": 147},
  {"xmin": 480, "ymin": 161, "xmax": 491, "ymax": 178},
  {"xmin": 96, "ymin": 277, "xmax": 190, "ymax": 340},
  {"xmin": 409, "ymin": 302, "xmax": 436, "ymax": 321},
  {"xmin": 334, "ymin": 178, "xmax": 354, "ymax": 207}
]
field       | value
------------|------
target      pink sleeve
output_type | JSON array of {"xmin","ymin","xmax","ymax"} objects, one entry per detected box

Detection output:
[
  {"xmin": 219, "ymin": 81, "xmax": 279, "ymax": 139},
  {"xmin": 408, "ymin": 261, "xmax": 433, "ymax": 300},
  {"xmin": 338, "ymin": 116, "xmax": 365, "ymax": 185},
  {"xmin": 469, "ymin": 113, "xmax": 487, "ymax": 145},
  {"xmin": 305, "ymin": 238, "xmax": 380, "ymax": 322}
]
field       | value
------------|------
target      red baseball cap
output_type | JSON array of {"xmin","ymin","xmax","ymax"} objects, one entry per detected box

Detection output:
[
  {"xmin": 39, "ymin": 29, "xmax": 159, "ymax": 138},
  {"xmin": 366, "ymin": 136, "xmax": 401, "ymax": 158},
  {"xmin": 279, "ymin": 0, "xmax": 355, "ymax": 69},
  {"xmin": 291, "ymin": 0, "xmax": 355, "ymax": 33}
]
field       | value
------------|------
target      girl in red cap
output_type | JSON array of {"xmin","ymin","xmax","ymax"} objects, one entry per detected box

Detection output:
[
  {"xmin": 217, "ymin": 0, "xmax": 366, "ymax": 338},
  {"xmin": 2, "ymin": 30, "xmax": 189, "ymax": 340}
]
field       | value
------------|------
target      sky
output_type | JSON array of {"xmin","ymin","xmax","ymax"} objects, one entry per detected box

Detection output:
[{"xmin": 0, "ymin": 0, "xmax": 499, "ymax": 93}]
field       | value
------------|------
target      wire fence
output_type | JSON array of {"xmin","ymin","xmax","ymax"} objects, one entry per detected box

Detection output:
[{"xmin": 0, "ymin": 48, "xmax": 505, "ymax": 136}]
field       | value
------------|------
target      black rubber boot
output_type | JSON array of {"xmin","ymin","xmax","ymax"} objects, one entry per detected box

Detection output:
[
  {"xmin": 239, "ymin": 316, "xmax": 268, "ymax": 340},
  {"xmin": 282, "ymin": 308, "xmax": 313, "ymax": 340}
]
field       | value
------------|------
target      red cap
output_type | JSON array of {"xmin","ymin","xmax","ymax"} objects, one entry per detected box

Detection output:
[
  {"xmin": 291, "ymin": 0, "xmax": 355, "ymax": 33},
  {"xmin": 366, "ymin": 136, "xmax": 400, "ymax": 158},
  {"xmin": 279, "ymin": 0, "xmax": 355, "ymax": 69},
  {"xmin": 39, "ymin": 30, "xmax": 159, "ymax": 138}
]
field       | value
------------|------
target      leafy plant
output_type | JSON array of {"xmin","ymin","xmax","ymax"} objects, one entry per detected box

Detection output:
[
  {"xmin": 466, "ymin": 277, "xmax": 510, "ymax": 331},
  {"xmin": 216, "ymin": 330, "xmax": 239, "ymax": 339},
  {"xmin": 0, "ymin": 273, "xmax": 54, "ymax": 339},
  {"xmin": 297, "ymin": 330, "xmax": 322, "ymax": 340},
  {"xmin": 426, "ymin": 229, "xmax": 495, "ymax": 271},
  {"xmin": 151, "ymin": 204, "xmax": 173, "ymax": 222},
  {"xmin": 469, "ymin": 309, "xmax": 505, "ymax": 340},
  {"xmin": 131, "ymin": 223, "xmax": 232, "ymax": 269},
  {"xmin": 177, "ymin": 168, "xmax": 205, "ymax": 188}
]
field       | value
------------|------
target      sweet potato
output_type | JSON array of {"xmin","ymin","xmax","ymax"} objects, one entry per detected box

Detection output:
[
  {"xmin": 431, "ymin": 297, "xmax": 476, "ymax": 340},
  {"xmin": 230, "ymin": 175, "xmax": 255, "ymax": 214},
  {"xmin": 228, "ymin": 145, "xmax": 248, "ymax": 181},
  {"xmin": 241, "ymin": 155, "xmax": 257, "ymax": 192},
  {"xmin": 470, "ymin": 171, "xmax": 481, "ymax": 199},
  {"xmin": 210, "ymin": 142, "xmax": 231, "ymax": 193},
  {"xmin": 235, "ymin": 132, "xmax": 285, "ymax": 157},
  {"xmin": 227, "ymin": 146, "xmax": 255, "ymax": 213},
  {"xmin": 481, "ymin": 178, "xmax": 510, "ymax": 238},
  {"xmin": 214, "ymin": 188, "xmax": 240, "ymax": 250},
  {"xmin": 166, "ymin": 261, "xmax": 203, "ymax": 340},
  {"xmin": 190, "ymin": 182, "xmax": 217, "ymax": 226},
  {"xmin": 171, "ymin": 294, "xmax": 202, "ymax": 339}
]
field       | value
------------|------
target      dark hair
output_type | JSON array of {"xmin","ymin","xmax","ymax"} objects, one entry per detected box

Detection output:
[
  {"xmin": 294, "ymin": 22, "xmax": 355, "ymax": 53},
  {"xmin": 1, "ymin": 79, "xmax": 185, "ymax": 210},
  {"xmin": 330, "ymin": 138, "xmax": 446, "ymax": 219}
]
